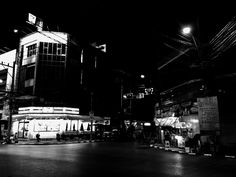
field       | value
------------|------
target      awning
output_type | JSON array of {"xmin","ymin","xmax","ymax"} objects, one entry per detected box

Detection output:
[{"xmin": 11, "ymin": 113, "xmax": 104, "ymax": 121}]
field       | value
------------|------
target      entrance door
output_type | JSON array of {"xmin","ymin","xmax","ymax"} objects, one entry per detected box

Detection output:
[{"xmin": 18, "ymin": 121, "xmax": 29, "ymax": 138}]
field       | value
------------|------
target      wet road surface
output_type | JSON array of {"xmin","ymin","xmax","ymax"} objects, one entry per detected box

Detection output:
[{"xmin": 0, "ymin": 142, "xmax": 235, "ymax": 177}]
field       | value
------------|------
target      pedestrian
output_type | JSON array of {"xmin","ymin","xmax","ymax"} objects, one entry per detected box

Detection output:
[
  {"xmin": 56, "ymin": 133, "xmax": 61, "ymax": 141},
  {"xmin": 164, "ymin": 130, "xmax": 171, "ymax": 147},
  {"xmin": 36, "ymin": 133, "xmax": 40, "ymax": 142},
  {"xmin": 14, "ymin": 133, "xmax": 18, "ymax": 143},
  {"xmin": 192, "ymin": 134, "xmax": 201, "ymax": 153}
]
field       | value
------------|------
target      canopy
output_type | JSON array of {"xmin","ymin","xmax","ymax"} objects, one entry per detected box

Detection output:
[
  {"xmin": 12, "ymin": 114, "xmax": 104, "ymax": 121},
  {"xmin": 154, "ymin": 117, "xmax": 179, "ymax": 127}
]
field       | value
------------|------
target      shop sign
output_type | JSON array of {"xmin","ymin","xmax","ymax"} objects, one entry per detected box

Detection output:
[
  {"xmin": 154, "ymin": 117, "xmax": 178, "ymax": 127},
  {"xmin": 34, "ymin": 120, "xmax": 60, "ymax": 132},
  {"xmin": 197, "ymin": 96, "xmax": 220, "ymax": 131}
]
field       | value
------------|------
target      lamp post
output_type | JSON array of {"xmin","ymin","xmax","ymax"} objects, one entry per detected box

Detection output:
[
  {"xmin": 89, "ymin": 92, "xmax": 94, "ymax": 142},
  {"xmin": 181, "ymin": 26, "xmax": 200, "ymax": 57}
]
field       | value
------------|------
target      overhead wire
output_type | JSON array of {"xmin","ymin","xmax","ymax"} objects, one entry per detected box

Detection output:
[{"xmin": 208, "ymin": 16, "xmax": 236, "ymax": 60}]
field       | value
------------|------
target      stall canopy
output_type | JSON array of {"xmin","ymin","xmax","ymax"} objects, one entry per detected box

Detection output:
[{"xmin": 154, "ymin": 117, "xmax": 179, "ymax": 127}]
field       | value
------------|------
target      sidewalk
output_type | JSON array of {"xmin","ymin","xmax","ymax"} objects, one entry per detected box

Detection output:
[
  {"xmin": 149, "ymin": 143, "xmax": 236, "ymax": 159},
  {"xmin": 5, "ymin": 139, "xmax": 103, "ymax": 145}
]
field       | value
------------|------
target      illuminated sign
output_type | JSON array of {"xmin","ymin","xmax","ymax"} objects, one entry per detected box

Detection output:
[
  {"xmin": 34, "ymin": 120, "xmax": 60, "ymax": 132},
  {"xmin": 18, "ymin": 107, "xmax": 79, "ymax": 115}
]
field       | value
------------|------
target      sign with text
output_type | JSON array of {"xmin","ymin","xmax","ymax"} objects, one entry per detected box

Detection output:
[{"xmin": 197, "ymin": 96, "xmax": 220, "ymax": 131}]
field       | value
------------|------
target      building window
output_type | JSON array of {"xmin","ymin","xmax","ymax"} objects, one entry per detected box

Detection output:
[
  {"xmin": 26, "ymin": 66, "xmax": 35, "ymax": 80},
  {"xmin": 39, "ymin": 42, "xmax": 66, "ymax": 56},
  {"xmin": 27, "ymin": 44, "xmax": 37, "ymax": 57}
]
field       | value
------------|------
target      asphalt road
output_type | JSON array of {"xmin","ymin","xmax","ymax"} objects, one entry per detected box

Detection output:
[{"xmin": 0, "ymin": 142, "xmax": 235, "ymax": 177}]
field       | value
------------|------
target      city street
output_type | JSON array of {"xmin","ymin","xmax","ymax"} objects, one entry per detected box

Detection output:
[{"xmin": 0, "ymin": 142, "xmax": 235, "ymax": 177}]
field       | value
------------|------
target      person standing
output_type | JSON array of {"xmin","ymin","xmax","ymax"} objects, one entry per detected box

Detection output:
[
  {"xmin": 36, "ymin": 133, "xmax": 40, "ymax": 142},
  {"xmin": 14, "ymin": 133, "xmax": 18, "ymax": 143}
]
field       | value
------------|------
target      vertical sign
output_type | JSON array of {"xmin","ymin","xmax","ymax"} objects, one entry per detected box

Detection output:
[{"xmin": 197, "ymin": 96, "xmax": 220, "ymax": 131}]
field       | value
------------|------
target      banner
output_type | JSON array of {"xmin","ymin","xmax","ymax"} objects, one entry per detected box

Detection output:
[{"xmin": 197, "ymin": 96, "xmax": 220, "ymax": 131}]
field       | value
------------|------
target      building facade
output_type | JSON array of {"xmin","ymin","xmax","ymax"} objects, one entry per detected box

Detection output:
[{"xmin": 16, "ymin": 31, "xmax": 71, "ymax": 106}]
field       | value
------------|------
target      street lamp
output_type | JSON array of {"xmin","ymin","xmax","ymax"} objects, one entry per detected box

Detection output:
[
  {"xmin": 140, "ymin": 74, "xmax": 145, "ymax": 79},
  {"xmin": 182, "ymin": 26, "xmax": 192, "ymax": 35},
  {"xmin": 181, "ymin": 26, "xmax": 199, "ymax": 53},
  {"xmin": 158, "ymin": 25, "xmax": 198, "ymax": 70}
]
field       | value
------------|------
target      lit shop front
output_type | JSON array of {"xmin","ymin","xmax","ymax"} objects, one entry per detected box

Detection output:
[
  {"xmin": 11, "ymin": 107, "xmax": 105, "ymax": 139},
  {"xmin": 154, "ymin": 101, "xmax": 200, "ymax": 148}
]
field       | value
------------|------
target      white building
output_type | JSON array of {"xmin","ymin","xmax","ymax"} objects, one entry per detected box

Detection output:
[{"xmin": 12, "ymin": 106, "xmax": 105, "ymax": 139}]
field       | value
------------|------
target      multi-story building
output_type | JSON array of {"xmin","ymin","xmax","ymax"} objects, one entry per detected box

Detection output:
[
  {"xmin": 4, "ymin": 31, "xmax": 112, "ymax": 140},
  {"xmin": 16, "ymin": 31, "xmax": 72, "ymax": 106},
  {"xmin": 15, "ymin": 31, "xmax": 109, "ymax": 113}
]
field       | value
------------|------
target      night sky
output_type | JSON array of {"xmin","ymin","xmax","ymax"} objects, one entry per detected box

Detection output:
[{"xmin": 0, "ymin": 1, "xmax": 235, "ymax": 89}]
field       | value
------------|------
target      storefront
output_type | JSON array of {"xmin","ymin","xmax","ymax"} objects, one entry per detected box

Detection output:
[
  {"xmin": 154, "ymin": 100, "xmax": 200, "ymax": 149},
  {"xmin": 11, "ymin": 106, "xmax": 105, "ymax": 140}
]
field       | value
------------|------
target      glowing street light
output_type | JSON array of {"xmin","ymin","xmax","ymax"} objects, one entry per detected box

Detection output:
[
  {"xmin": 158, "ymin": 25, "xmax": 198, "ymax": 70},
  {"xmin": 181, "ymin": 25, "xmax": 198, "ymax": 49},
  {"xmin": 182, "ymin": 26, "xmax": 192, "ymax": 35},
  {"xmin": 140, "ymin": 74, "xmax": 145, "ymax": 79},
  {"xmin": 13, "ymin": 29, "xmax": 18, "ymax": 33}
]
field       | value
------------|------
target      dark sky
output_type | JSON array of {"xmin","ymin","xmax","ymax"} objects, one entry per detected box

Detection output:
[{"xmin": 0, "ymin": 1, "xmax": 235, "ymax": 86}]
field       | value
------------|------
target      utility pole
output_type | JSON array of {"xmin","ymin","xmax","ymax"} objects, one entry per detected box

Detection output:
[
  {"xmin": 5, "ymin": 61, "xmax": 16, "ymax": 144},
  {"xmin": 0, "ymin": 61, "xmax": 16, "ymax": 144},
  {"xmin": 89, "ymin": 92, "xmax": 94, "ymax": 142}
]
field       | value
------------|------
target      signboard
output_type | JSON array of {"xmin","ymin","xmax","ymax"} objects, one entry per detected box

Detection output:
[
  {"xmin": 197, "ymin": 96, "xmax": 220, "ymax": 131},
  {"xmin": 27, "ymin": 13, "xmax": 43, "ymax": 31},
  {"xmin": 18, "ymin": 107, "xmax": 79, "ymax": 114},
  {"xmin": 34, "ymin": 120, "xmax": 60, "ymax": 132},
  {"xmin": 154, "ymin": 117, "xmax": 178, "ymax": 127}
]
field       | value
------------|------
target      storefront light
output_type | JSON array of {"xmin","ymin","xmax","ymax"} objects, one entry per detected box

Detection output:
[
  {"xmin": 175, "ymin": 135, "xmax": 183, "ymax": 141},
  {"xmin": 144, "ymin": 122, "xmax": 151, "ymax": 126},
  {"xmin": 190, "ymin": 119, "xmax": 199, "ymax": 123}
]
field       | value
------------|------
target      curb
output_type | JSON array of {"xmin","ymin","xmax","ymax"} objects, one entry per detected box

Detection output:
[
  {"xmin": 225, "ymin": 155, "xmax": 236, "ymax": 159},
  {"xmin": 11, "ymin": 139, "xmax": 104, "ymax": 145},
  {"xmin": 149, "ymin": 144, "xmax": 235, "ymax": 159}
]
